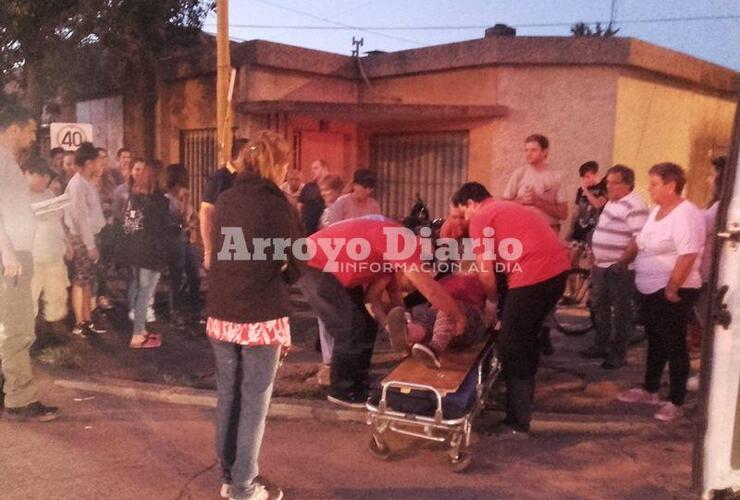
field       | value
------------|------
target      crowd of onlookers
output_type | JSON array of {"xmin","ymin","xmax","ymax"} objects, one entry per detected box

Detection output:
[{"xmin": 1, "ymin": 98, "xmax": 727, "ymax": 499}]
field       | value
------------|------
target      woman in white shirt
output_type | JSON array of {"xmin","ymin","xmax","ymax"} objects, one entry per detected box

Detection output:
[{"xmin": 617, "ymin": 163, "xmax": 704, "ymax": 422}]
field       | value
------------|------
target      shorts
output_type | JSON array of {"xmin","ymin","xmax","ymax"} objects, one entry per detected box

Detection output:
[{"xmin": 69, "ymin": 235, "xmax": 96, "ymax": 287}]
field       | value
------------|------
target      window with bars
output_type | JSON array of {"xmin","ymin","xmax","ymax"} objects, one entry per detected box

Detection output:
[
  {"xmin": 179, "ymin": 128, "xmax": 219, "ymax": 210},
  {"xmin": 370, "ymin": 131, "xmax": 469, "ymax": 220}
]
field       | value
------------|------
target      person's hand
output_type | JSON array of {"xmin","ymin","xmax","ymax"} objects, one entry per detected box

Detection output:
[
  {"xmin": 2, "ymin": 249, "xmax": 22, "ymax": 279},
  {"xmin": 665, "ymin": 287, "xmax": 681, "ymax": 303},
  {"xmin": 64, "ymin": 244, "xmax": 74, "ymax": 261},
  {"xmin": 581, "ymin": 178, "xmax": 591, "ymax": 192},
  {"xmin": 517, "ymin": 189, "xmax": 535, "ymax": 205},
  {"xmin": 88, "ymin": 247, "xmax": 100, "ymax": 264},
  {"xmin": 610, "ymin": 261, "xmax": 627, "ymax": 273}
]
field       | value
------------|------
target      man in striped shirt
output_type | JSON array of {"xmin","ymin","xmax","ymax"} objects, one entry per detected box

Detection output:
[{"xmin": 583, "ymin": 165, "xmax": 649, "ymax": 369}]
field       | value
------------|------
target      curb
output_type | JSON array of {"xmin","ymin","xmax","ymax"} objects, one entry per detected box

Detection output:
[{"xmin": 53, "ymin": 376, "xmax": 663, "ymax": 431}]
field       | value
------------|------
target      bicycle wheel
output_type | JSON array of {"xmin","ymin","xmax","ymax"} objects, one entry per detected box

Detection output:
[{"xmin": 554, "ymin": 268, "xmax": 593, "ymax": 336}]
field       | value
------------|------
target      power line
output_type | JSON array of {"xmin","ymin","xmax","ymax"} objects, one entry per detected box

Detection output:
[
  {"xmin": 204, "ymin": 14, "xmax": 740, "ymax": 31},
  {"xmin": 252, "ymin": 0, "xmax": 424, "ymax": 46}
]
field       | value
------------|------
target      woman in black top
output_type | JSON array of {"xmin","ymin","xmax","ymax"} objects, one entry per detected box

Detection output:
[{"xmin": 119, "ymin": 159, "xmax": 174, "ymax": 348}]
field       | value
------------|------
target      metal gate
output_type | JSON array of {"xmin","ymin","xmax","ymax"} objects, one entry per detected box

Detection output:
[
  {"xmin": 179, "ymin": 128, "xmax": 218, "ymax": 209},
  {"xmin": 370, "ymin": 131, "xmax": 469, "ymax": 220}
]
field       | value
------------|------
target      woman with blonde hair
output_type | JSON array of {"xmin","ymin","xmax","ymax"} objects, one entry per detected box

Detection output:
[
  {"xmin": 206, "ymin": 130, "xmax": 299, "ymax": 500},
  {"xmin": 118, "ymin": 158, "xmax": 174, "ymax": 348}
]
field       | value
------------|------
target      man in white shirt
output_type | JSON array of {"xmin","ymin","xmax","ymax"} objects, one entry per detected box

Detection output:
[
  {"xmin": 584, "ymin": 165, "xmax": 649, "ymax": 368},
  {"xmin": 502, "ymin": 134, "xmax": 568, "ymax": 232},
  {"xmin": 502, "ymin": 134, "xmax": 567, "ymax": 356},
  {"xmin": 325, "ymin": 168, "xmax": 381, "ymax": 225},
  {"xmin": 0, "ymin": 102, "xmax": 60, "ymax": 421}
]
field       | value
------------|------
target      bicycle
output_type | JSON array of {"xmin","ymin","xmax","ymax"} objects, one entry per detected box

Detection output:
[{"xmin": 553, "ymin": 244, "xmax": 647, "ymax": 345}]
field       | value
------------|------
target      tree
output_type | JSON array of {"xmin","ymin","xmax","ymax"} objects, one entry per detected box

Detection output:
[
  {"xmin": 0, "ymin": 0, "xmax": 214, "ymax": 155},
  {"xmin": 570, "ymin": 21, "xmax": 620, "ymax": 37}
]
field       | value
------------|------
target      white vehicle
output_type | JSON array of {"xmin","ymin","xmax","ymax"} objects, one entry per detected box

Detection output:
[{"xmin": 696, "ymin": 108, "xmax": 740, "ymax": 499}]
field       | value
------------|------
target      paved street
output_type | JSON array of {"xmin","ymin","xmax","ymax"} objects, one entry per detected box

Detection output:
[{"xmin": 1, "ymin": 374, "xmax": 696, "ymax": 500}]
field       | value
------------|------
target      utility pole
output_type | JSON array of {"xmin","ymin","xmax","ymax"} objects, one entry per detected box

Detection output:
[{"xmin": 216, "ymin": 0, "xmax": 233, "ymax": 166}]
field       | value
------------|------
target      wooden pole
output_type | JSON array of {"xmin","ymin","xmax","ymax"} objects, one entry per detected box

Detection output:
[{"xmin": 216, "ymin": 0, "xmax": 232, "ymax": 166}]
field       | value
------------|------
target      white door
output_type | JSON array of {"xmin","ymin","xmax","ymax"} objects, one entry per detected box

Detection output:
[
  {"xmin": 697, "ymin": 109, "xmax": 740, "ymax": 499},
  {"xmin": 76, "ymin": 96, "xmax": 124, "ymax": 166}
]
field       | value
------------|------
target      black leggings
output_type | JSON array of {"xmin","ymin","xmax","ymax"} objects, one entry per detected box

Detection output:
[{"xmin": 640, "ymin": 288, "xmax": 699, "ymax": 406}]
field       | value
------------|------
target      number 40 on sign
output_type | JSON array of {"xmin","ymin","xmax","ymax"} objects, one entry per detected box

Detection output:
[{"xmin": 50, "ymin": 123, "xmax": 94, "ymax": 151}]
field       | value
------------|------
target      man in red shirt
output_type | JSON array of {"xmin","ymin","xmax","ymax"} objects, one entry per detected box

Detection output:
[
  {"xmin": 298, "ymin": 215, "xmax": 466, "ymax": 408},
  {"xmin": 452, "ymin": 182, "xmax": 569, "ymax": 438}
]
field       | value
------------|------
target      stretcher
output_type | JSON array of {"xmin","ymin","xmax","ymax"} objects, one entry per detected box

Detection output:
[{"xmin": 366, "ymin": 337, "xmax": 500, "ymax": 472}]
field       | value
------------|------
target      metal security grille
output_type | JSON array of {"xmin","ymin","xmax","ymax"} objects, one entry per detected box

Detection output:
[
  {"xmin": 370, "ymin": 131, "xmax": 469, "ymax": 220},
  {"xmin": 179, "ymin": 128, "xmax": 218, "ymax": 210}
]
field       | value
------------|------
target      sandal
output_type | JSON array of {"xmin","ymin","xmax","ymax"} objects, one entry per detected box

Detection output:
[{"xmin": 129, "ymin": 332, "xmax": 162, "ymax": 349}]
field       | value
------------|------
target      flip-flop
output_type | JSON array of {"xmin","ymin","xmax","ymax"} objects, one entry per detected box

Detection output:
[{"xmin": 129, "ymin": 333, "xmax": 161, "ymax": 349}]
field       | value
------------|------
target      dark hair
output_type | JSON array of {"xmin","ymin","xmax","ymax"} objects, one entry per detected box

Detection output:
[
  {"xmin": 451, "ymin": 182, "xmax": 492, "ymax": 206},
  {"xmin": 320, "ymin": 174, "xmax": 344, "ymax": 193},
  {"xmin": 74, "ymin": 142, "xmax": 99, "ymax": 168},
  {"xmin": 231, "ymin": 138, "xmax": 250, "ymax": 161},
  {"xmin": 525, "ymin": 134, "xmax": 549, "ymax": 150},
  {"xmin": 0, "ymin": 102, "xmax": 34, "ymax": 131},
  {"xmin": 649, "ymin": 162, "xmax": 686, "ymax": 195},
  {"xmin": 116, "ymin": 147, "xmax": 131, "ymax": 158},
  {"xmin": 129, "ymin": 158, "xmax": 163, "ymax": 194},
  {"xmin": 578, "ymin": 161, "xmax": 599, "ymax": 177},
  {"xmin": 165, "ymin": 163, "xmax": 188, "ymax": 190},
  {"xmin": 606, "ymin": 164, "xmax": 635, "ymax": 190},
  {"xmin": 50, "ymin": 147, "xmax": 65, "ymax": 158},
  {"xmin": 352, "ymin": 168, "xmax": 377, "ymax": 189},
  {"xmin": 23, "ymin": 157, "xmax": 53, "ymax": 177}
]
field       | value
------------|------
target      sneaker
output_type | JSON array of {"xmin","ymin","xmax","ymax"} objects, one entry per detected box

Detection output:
[
  {"xmin": 385, "ymin": 306, "xmax": 408, "ymax": 352},
  {"xmin": 71, "ymin": 323, "xmax": 90, "ymax": 338},
  {"xmin": 654, "ymin": 402, "xmax": 683, "ymax": 422},
  {"xmin": 411, "ymin": 343, "xmax": 441, "ymax": 369},
  {"xmin": 86, "ymin": 319, "xmax": 107, "ymax": 334},
  {"xmin": 4, "ymin": 401, "xmax": 60, "ymax": 422},
  {"xmin": 230, "ymin": 483, "xmax": 283, "ymax": 500},
  {"xmin": 485, "ymin": 422, "xmax": 530, "ymax": 441},
  {"xmin": 581, "ymin": 345, "xmax": 608, "ymax": 359},
  {"xmin": 617, "ymin": 387, "xmax": 660, "ymax": 404},
  {"xmin": 686, "ymin": 374, "xmax": 700, "ymax": 392},
  {"xmin": 327, "ymin": 393, "xmax": 367, "ymax": 409},
  {"xmin": 220, "ymin": 483, "xmax": 231, "ymax": 498}
]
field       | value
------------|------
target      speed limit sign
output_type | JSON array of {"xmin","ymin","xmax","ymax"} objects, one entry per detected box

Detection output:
[{"xmin": 50, "ymin": 122, "xmax": 94, "ymax": 151}]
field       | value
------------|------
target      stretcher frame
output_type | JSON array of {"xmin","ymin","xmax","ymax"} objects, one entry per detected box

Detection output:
[{"xmin": 365, "ymin": 343, "xmax": 501, "ymax": 472}]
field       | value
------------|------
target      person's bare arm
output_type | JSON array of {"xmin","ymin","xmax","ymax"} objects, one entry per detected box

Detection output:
[
  {"xmin": 476, "ymin": 253, "xmax": 498, "ymax": 303},
  {"xmin": 665, "ymin": 254, "xmax": 699, "ymax": 302},
  {"xmin": 582, "ymin": 186, "xmax": 607, "ymax": 210},
  {"xmin": 366, "ymin": 275, "xmax": 394, "ymax": 327},
  {"xmin": 532, "ymin": 196, "xmax": 568, "ymax": 221},
  {"xmin": 199, "ymin": 202, "xmax": 215, "ymax": 270},
  {"xmin": 404, "ymin": 270, "xmax": 466, "ymax": 335}
]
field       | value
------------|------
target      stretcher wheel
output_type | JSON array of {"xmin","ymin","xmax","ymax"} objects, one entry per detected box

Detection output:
[
  {"xmin": 368, "ymin": 435, "xmax": 391, "ymax": 460},
  {"xmin": 449, "ymin": 451, "xmax": 472, "ymax": 473}
]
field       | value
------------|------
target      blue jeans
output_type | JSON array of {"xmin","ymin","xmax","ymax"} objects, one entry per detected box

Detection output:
[
  {"xmin": 210, "ymin": 339, "xmax": 280, "ymax": 499},
  {"xmin": 128, "ymin": 267, "xmax": 160, "ymax": 333}
]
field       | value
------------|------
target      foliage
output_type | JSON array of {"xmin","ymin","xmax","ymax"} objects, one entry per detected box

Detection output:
[
  {"xmin": 0, "ymin": 0, "xmax": 215, "ymax": 112},
  {"xmin": 570, "ymin": 21, "xmax": 620, "ymax": 37}
]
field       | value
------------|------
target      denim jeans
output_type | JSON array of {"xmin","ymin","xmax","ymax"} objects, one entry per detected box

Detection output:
[
  {"xmin": 591, "ymin": 265, "xmax": 635, "ymax": 363},
  {"xmin": 128, "ymin": 267, "xmax": 161, "ymax": 333},
  {"xmin": 210, "ymin": 340, "xmax": 280, "ymax": 500}
]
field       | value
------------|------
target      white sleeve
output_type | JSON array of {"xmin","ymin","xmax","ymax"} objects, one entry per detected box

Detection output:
[{"xmin": 673, "ymin": 205, "xmax": 705, "ymax": 256}]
